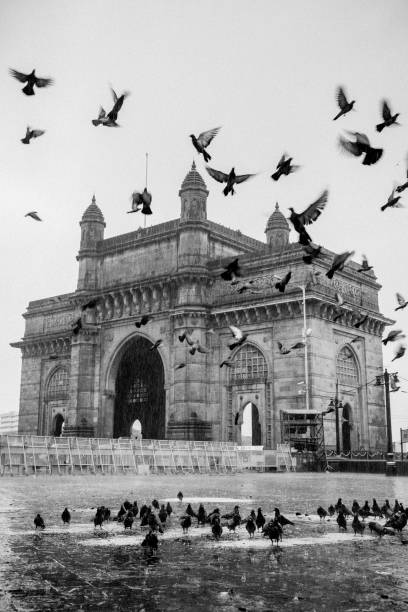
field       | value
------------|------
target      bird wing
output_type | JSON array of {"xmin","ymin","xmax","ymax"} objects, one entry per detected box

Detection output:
[
  {"xmin": 335, "ymin": 291, "xmax": 344, "ymax": 306},
  {"xmin": 9, "ymin": 68, "xmax": 29, "ymax": 83},
  {"xmin": 277, "ymin": 154, "xmax": 286, "ymax": 167},
  {"xmin": 31, "ymin": 130, "xmax": 45, "ymax": 138},
  {"xmin": 98, "ymin": 106, "xmax": 106, "ymax": 119},
  {"xmin": 197, "ymin": 127, "xmax": 221, "ymax": 148},
  {"xmin": 387, "ymin": 189, "xmax": 395, "ymax": 202},
  {"xmin": 353, "ymin": 132, "xmax": 370, "ymax": 146},
  {"xmin": 206, "ymin": 166, "xmax": 229, "ymax": 183},
  {"xmin": 297, "ymin": 190, "xmax": 328, "ymax": 226},
  {"xmin": 336, "ymin": 86, "xmax": 348, "ymax": 110},
  {"xmin": 291, "ymin": 342, "xmax": 305, "ymax": 349},
  {"xmin": 35, "ymin": 76, "xmax": 54, "ymax": 88},
  {"xmin": 235, "ymin": 173, "xmax": 256, "ymax": 184},
  {"xmin": 110, "ymin": 87, "xmax": 118, "ymax": 103},
  {"xmin": 396, "ymin": 292, "xmax": 406, "ymax": 306},
  {"xmin": 382, "ymin": 100, "xmax": 392, "ymax": 121},
  {"xmin": 184, "ymin": 333, "xmax": 195, "ymax": 346},
  {"xmin": 361, "ymin": 254, "xmax": 369, "ymax": 266},
  {"xmin": 338, "ymin": 135, "xmax": 362, "ymax": 157},
  {"xmin": 229, "ymin": 325, "xmax": 242, "ymax": 340}
]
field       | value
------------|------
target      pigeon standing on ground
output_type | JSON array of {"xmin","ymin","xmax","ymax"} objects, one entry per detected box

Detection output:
[
  {"xmin": 21, "ymin": 127, "xmax": 45, "ymax": 144},
  {"xmin": 339, "ymin": 132, "xmax": 383, "ymax": 166},
  {"xmin": 380, "ymin": 189, "xmax": 402, "ymax": 212},
  {"xmin": 25, "ymin": 212, "xmax": 42, "ymax": 221},
  {"xmin": 61, "ymin": 508, "xmax": 71, "ymax": 524},
  {"xmin": 189, "ymin": 127, "xmax": 221, "ymax": 162},
  {"xmin": 34, "ymin": 514, "xmax": 45, "ymax": 529},
  {"xmin": 317, "ymin": 506, "xmax": 328, "ymax": 520},
  {"xmin": 352, "ymin": 514, "xmax": 365, "ymax": 536},
  {"xmin": 9, "ymin": 68, "xmax": 53, "ymax": 95},
  {"xmin": 288, "ymin": 190, "xmax": 328, "ymax": 245},
  {"xmin": 206, "ymin": 166, "xmax": 255, "ymax": 196},
  {"xmin": 376, "ymin": 100, "xmax": 400, "ymax": 132},
  {"xmin": 333, "ymin": 86, "xmax": 355, "ymax": 120},
  {"xmin": 228, "ymin": 325, "xmax": 248, "ymax": 350},
  {"xmin": 271, "ymin": 154, "xmax": 299, "ymax": 180},
  {"xmin": 326, "ymin": 251, "xmax": 355, "ymax": 279}
]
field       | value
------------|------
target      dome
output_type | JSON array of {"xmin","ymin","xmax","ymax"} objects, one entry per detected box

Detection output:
[
  {"xmin": 81, "ymin": 195, "xmax": 105, "ymax": 225},
  {"xmin": 180, "ymin": 161, "xmax": 207, "ymax": 192},
  {"xmin": 265, "ymin": 203, "xmax": 289, "ymax": 233}
]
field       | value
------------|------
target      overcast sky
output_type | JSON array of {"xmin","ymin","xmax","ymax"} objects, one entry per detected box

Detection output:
[{"xmin": 1, "ymin": 0, "xmax": 408, "ymax": 443}]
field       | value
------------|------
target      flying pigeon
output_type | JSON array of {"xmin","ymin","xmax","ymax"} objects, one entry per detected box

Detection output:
[
  {"xmin": 228, "ymin": 325, "xmax": 247, "ymax": 350},
  {"xmin": 189, "ymin": 127, "xmax": 221, "ymax": 162},
  {"xmin": 396, "ymin": 155, "xmax": 408, "ymax": 193},
  {"xmin": 135, "ymin": 315, "xmax": 150, "ymax": 328},
  {"xmin": 380, "ymin": 189, "xmax": 402, "ymax": 212},
  {"xmin": 206, "ymin": 166, "xmax": 255, "ymax": 196},
  {"xmin": 302, "ymin": 244, "xmax": 322, "ymax": 264},
  {"xmin": 150, "ymin": 339, "xmax": 163, "ymax": 350},
  {"xmin": 376, "ymin": 100, "xmax": 400, "ymax": 132},
  {"xmin": 383, "ymin": 330, "xmax": 405, "ymax": 345},
  {"xmin": 81, "ymin": 299, "xmax": 99, "ymax": 311},
  {"xmin": 72, "ymin": 318, "xmax": 82, "ymax": 335},
  {"xmin": 333, "ymin": 86, "xmax": 355, "ymax": 120},
  {"xmin": 24, "ymin": 211, "xmax": 42, "ymax": 221},
  {"xmin": 339, "ymin": 132, "xmax": 383, "ymax": 166},
  {"xmin": 395, "ymin": 293, "xmax": 408, "ymax": 311},
  {"xmin": 128, "ymin": 191, "xmax": 142, "ymax": 213},
  {"xmin": 178, "ymin": 331, "xmax": 194, "ymax": 345},
  {"xmin": 271, "ymin": 154, "xmax": 299, "ymax": 181},
  {"xmin": 288, "ymin": 190, "xmax": 328, "ymax": 245},
  {"xmin": 275, "ymin": 271, "xmax": 292, "ymax": 293},
  {"xmin": 175, "ymin": 363, "xmax": 186, "ymax": 370},
  {"xmin": 326, "ymin": 251, "xmax": 355, "ymax": 279},
  {"xmin": 350, "ymin": 336, "xmax": 362, "ymax": 344},
  {"xmin": 21, "ymin": 126, "xmax": 45, "ymax": 144},
  {"xmin": 353, "ymin": 311, "xmax": 368, "ymax": 329},
  {"xmin": 92, "ymin": 107, "xmax": 115, "ymax": 127},
  {"xmin": 9, "ymin": 68, "xmax": 53, "ymax": 95},
  {"xmin": 277, "ymin": 342, "xmax": 291, "ymax": 355},
  {"xmin": 107, "ymin": 87, "xmax": 130, "ymax": 123},
  {"xmin": 189, "ymin": 339, "xmax": 209, "ymax": 355},
  {"xmin": 221, "ymin": 258, "xmax": 241, "ymax": 282},
  {"xmin": 358, "ymin": 254, "xmax": 373, "ymax": 272},
  {"xmin": 220, "ymin": 358, "xmax": 234, "ymax": 368},
  {"xmin": 333, "ymin": 291, "xmax": 345, "ymax": 322},
  {"xmin": 392, "ymin": 344, "xmax": 406, "ymax": 361}
]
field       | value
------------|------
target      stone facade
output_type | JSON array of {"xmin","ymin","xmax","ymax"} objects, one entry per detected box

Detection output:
[{"xmin": 11, "ymin": 164, "xmax": 392, "ymax": 450}]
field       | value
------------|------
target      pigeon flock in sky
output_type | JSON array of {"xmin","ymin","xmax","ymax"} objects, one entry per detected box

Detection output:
[{"xmin": 8, "ymin": 69, "xmax": 408, "ymax": 367}]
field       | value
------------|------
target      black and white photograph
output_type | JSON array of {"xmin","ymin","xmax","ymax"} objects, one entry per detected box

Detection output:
[{"xmin": 1, "ymin": 1, "xmax": 408, "ymax": 610}]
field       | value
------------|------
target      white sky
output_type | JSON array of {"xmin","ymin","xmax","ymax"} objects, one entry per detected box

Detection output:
[{"xmin": 1, "ymin": 0, "xmax": 408, "ymax": 442}]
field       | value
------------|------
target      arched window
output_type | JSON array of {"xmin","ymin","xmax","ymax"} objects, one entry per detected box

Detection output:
[
  {"xmin": 230, "ymin": 344, "xmax": 267, "ymax": 383},
  {"xmin": 46, "ymin": 368, "xmax": 69, "ymax": 401},
  {"xmin": 336, "ymin": 346, "xmax": 359, "ymax": 386}
]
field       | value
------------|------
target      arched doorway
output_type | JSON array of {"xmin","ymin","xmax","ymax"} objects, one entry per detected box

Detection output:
[
  {"xmin": 52, "ymin": 413, "xmax": 64, "ymax": 437},
  {"xmin": 113, "ymin": 336, "xmax": 165, "ymax": 439},
  {"xmin": 130, "ymin": 418, "xmax": 142, "ymax": 439},
  {"xmin": 241, "ymin": 402, "xmax": 262, "ymax": 446},
  {"xmin": 342, "ymin": 403, "xmax": 351, "ymax": 453}
]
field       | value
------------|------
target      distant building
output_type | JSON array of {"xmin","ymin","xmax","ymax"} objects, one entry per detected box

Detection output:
[
  {"xmin": 11, "ymin": 164, "xmax": 392, "ymax": 450},
  {"xmin": 0, "ymin": 411, "xmax": 18, "ymax": 435}
]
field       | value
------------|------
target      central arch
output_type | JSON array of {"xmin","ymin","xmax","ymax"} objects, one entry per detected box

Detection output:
[
  {"xmin": 113, "ymin": 336, "xmax": 165, "ymax": 439},
  {"xmin": 241, "ymin": 402, "xmax": 262, "ymax": 446}
]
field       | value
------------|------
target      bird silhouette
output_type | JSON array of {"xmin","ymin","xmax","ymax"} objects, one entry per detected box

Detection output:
[
  {"xmin": 25, "ymin": 211, "xmax": 42, "ymax": 221},
  {"xmin": 333, "ymin": 86, "xmax": 355, "ymax": 120},
  {"xmin": 220, "ymin": 358, "xmax": 234, "ymax": 368},
  {"xmin": 368, "ymin": 522, "xmax": 384, "ymax": 537},
  {"xmin": 212, "ymin": 517, "xmax": 223, "ymax": 539},
  {"xmin": 353, "ymin": 311, "xmax": 368, "ymax": 329},
  {"xmin": 177, "ymin": 491, "xmax": 184, "ymax": 503},
  {"xmin": 351, "ymin": 500, "xmax": 360, "ymax": 514},
  {"xmin": 358, "ymin": 254, "xmax": 373, "ymax": 272},
  {"xmin": 372, "ymin": 499, "xmax": 382, "ymax": 518},
  {"xmin": 141, "ymin": 530, "xmax": 158, "ymax": 552},
  {"xmin": 271, "ymin": 154, "xmax": 299, "ymax": 180},
  {"xmin": 263, "ymin": 520, "xmax": 282, "ymax": 546},
  {"xmin": 339, "ymin": 132, "xmax": 383, "ymax": 165},
  {"xmin": 317, "ymin": 506, "xmax": 328, "ymax": 520},
  {"xmin": 245, "ymin": 517, "xmax": 256, "ymax": 538},
  {"xmin": 396, "ymin": 155, "xmax": 408, "ymax": 193},
  {"xmin": 158, "ymin": 505, "xmax": 167, "ymax": 524},
  {"xmin": 275, "ymin": 271, "xmax": 292, "ymax": 293},
  {"xmin": 124, "ymin": 513, "xmax": 134, "ymax": 530},
  {"xmin": 352, "ymin": 514, "xmax": 365, "ymax": 536},
  {"xmin": 166, "ymin": 502, "xmax": 173, "ymax": 516},
  {"xmin": 392, "ymin": 344, "xmax": 406, "ymax": 361},
  {"xmin": 382, "ymin": 329, "xmax": 405, "ymax": 345},
  {"xmin": 180, "ymin": 515, "xmax": 192, "ymax": 534},
  {"xmin": 71, "ymin": 318, "xmax": 82, "ymax": 335},
  {"xmin": 135, "ymin": 315, "xmax": 150, "ymax": 328},
  {"xmin": 150, "ymin": 339, "xmax": 163, "ymax": 350},
  {"xmin": 81, "ymin": 299, "xmax": 99, "ymax": 311},
  {"xmin": 190, "ymin": 127, "xmax": 221, "ymax": 162},
  {"xmin": 197, "ymin": 504, "xmax": 207, "ymax": 525},
  {"xmin": 175, "ymin": 362, "xmax": 186, "ymax": 370},
  {"xmin": 189, "ymin": 339, "xmax": 209, "ymax": 355},
  {"xmin": 221, "ymin": 258, "xmax": 241, "ymax": 282},
  {"xmin": 277, "ymin": 342, "xmax": 291, "ymax": 355},
  {"xmin": 228, "ymin": 325, "xmax": 247, "ymax": 350},
  {"xmin": 395, "ymin": 293, "xmax": 408, "ymax": 311},
  {"xmin": 92, "ymin": 107, "xmax": 113, "ymax": 127},
  {"xmin": 206, "ymin": 166, "xmax": 255, "ymax": 196},
  {"xmin": 256, "ymin": 508, "xmax": 266, "ymax": 531},
  {"xmin": 381, "ymin": 189, "xmax": 402, "ymax": 212},
  {"xmin": 328, "ymin": 505, "xmax": 335, "ymax": 516},
  {"xmin": 61, "ymin": 508, "xmax": 71, "ymax": 524},
  {"xmin": 333, "ymin": 291, "xmax": 346, "ymax": 322},
  {"xmin": 337, "ymin": 510, "xmax": 347, "ymax": 531},
  {"xmin": 107, "ymin": 87, "xmax": 130, "ymax": 123},
  {"xmin": 235, "ymin": 280, "xmax": 263, "ymax": 294},
  {"xmin": 34, "ymin": 513, "xmax": 45, "ymax": 529},
  {"xmin": 326, "ymin": 251, "xmax": 355, "ymax": 279},
  {"xmin": 376, "ymin": 100, "xmax": 400, "ymax": 132},
  {"xmin": 21, "ymin": 127, "xmax": 45, "ymax": 144},
  {"xmin": 303, "ymin": 244, "xmax": 322, "ymax": 264},
  {"xmin": 274, "ymin": 507, "xmax": 294, "ymax": 526},
  {"xmin": 288, "ymin": 190, "xmax": 328, "ymax": 245},
  {"xmin": 10, "ymin": 68, "xmax": 53, "ymax": 95}
]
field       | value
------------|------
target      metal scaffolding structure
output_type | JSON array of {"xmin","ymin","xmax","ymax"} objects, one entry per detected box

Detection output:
[{"xmin": 0, "ymin": 435, "xmax": 244, "ymax": 476}]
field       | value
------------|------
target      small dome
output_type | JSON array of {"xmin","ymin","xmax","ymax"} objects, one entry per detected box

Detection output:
[
  {"xmin": 180, "ymin": 161, "xmax": 207, "ymax": 192},
  {"xmin": 81, "ymin": 195, "xmax": 105, "ymax": 225},
  {"xmin": 265, "ymin": 203, "xmax": 289, "ymax": 233}
]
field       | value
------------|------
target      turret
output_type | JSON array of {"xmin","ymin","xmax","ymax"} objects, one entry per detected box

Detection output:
[
  {"xmin": 179, "ymin": 161, "xmax": 208, "ymax": 222},
  {"xmin": 265, "ymin": 203, "xmax": 290, "ymax": 250},
  {"xmin": 76, "ymin": 195, "xmax": 105, "ymax": 291}
]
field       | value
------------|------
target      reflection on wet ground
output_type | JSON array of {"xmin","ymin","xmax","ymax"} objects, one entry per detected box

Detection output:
[{"xmin": 0, "ymin": 472, "xmax": 408, "ymax": 611}]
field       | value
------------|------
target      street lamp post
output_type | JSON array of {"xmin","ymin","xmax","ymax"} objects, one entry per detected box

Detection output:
[{"xmin": 328, "ymin": 379, "xmax": 343, "ymax": 455}]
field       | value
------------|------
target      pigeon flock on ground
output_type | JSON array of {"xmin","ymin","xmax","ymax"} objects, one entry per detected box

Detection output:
[
  {"xmin": 31, "ymin": 490, "xmax": 408, "ymax": 556},
  {"xmin": 9, "ymin": 71, "xmax": 407, "ymax": 368}
]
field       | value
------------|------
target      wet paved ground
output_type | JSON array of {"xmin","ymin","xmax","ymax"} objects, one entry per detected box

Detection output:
[{"xmin": 0, "ymin": 472, "xmax": 408, "ymax": 611}]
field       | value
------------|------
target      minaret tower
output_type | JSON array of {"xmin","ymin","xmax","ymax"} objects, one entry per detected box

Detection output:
[{"xmin": 77, "ymin": 195, "xmax": 105, "ymax": 291}]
